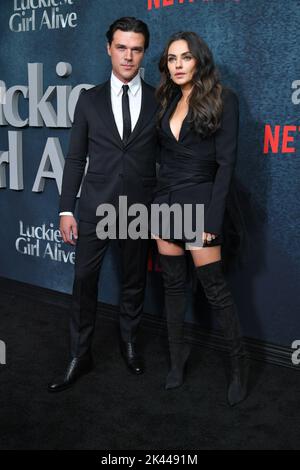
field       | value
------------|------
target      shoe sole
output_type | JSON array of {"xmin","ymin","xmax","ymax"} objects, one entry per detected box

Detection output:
[{"xmin": 47, "ymin": 363, "xmax": 94, "ymax": 393}]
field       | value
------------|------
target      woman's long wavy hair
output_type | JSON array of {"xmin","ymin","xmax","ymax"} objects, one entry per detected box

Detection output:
[{"xmin": 156, "ymin": 31, "xmax": 223, "ymax": 138}]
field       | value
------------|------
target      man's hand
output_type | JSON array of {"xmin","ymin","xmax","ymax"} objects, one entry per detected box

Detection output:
[
  {"xmin": 202, "ymin": 231, "xmax": 217, "ymax": 245},
  {"xmin": 59, "ymin": 215, "xmax": 78, "ymax": 245}
]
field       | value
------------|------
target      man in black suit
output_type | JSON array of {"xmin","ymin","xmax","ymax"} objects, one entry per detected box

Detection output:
[{"xmin": 48, "ymin": 17, "xmax": 158, "ymax": 392}]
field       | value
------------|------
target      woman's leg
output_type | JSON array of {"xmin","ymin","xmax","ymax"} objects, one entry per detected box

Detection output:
[
  {"xmin": 156, "ymin": 239, "xmax": 191, "ymax": 389},
  {"xmin": 189, "ymin": 245, "xmax": 248, "ymax": 406}
]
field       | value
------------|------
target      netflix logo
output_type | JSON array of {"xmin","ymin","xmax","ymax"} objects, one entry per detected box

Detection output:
[
  {"xmin": 147, "ymin": 0, "xmax": 240, "ymax": 10},
  {"xmin": 264, "ymin": 125, "xmax": 300, "ymax": 154},
  {"xmin": 264, "ymin": 81, "xmax": 300, "ymax": 155},
  {"xmin": 147, "ymin": 0, "xmax": 194, "ymax": 10}
]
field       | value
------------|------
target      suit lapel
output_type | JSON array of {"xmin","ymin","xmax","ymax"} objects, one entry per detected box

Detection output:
[
  {"xmin": 93, "ymin": 81, "xmax": 124, "ymax": 149},
  {"xmin": 180, "ymin": 107, "xmax": 192, "ymax": 141},
  {"xmin": 93, "ymin": 79, "xmax": 157, "ymax": 149},
  {"xmin": 165, "ymin": 91, "xmax": 191, "ymax": 142},
  {"xmin": 126, "ymin": 79, "xmax": 158, "ymax": 146},
  {"xmin": 164, "ymin": 92, "xmax": 181, "ymax": 139}
]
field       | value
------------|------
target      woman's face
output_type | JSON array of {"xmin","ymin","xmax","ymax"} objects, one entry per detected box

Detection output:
[{"xmin": 167, "ymin": 39, "xmax": 197, "ymax": 88}]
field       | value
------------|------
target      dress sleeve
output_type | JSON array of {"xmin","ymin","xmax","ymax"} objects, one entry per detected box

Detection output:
[{"xmin": 204, "ymin": 89, "xmax": 239, "ymax": 235}]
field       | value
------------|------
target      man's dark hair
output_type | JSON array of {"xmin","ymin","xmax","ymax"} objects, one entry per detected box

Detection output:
[{"xmin": 106, "ymin": 17, "xmax": 150, "ymax": 50}]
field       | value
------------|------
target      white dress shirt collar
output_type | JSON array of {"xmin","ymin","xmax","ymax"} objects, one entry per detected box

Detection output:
[{"xmin": 110, "ymin": 71, "xmax": 142, "ymax": 97}]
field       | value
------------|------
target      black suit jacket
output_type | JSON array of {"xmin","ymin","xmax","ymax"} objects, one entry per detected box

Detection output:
[{"xmin": 60, "ymin": 79, "xmax": 159, "ymax": 223}]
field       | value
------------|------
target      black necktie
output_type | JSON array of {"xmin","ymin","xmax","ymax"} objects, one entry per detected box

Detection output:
[{"xmin": 122, "ymin": 84, "xmax": 131, "ymax": 144}]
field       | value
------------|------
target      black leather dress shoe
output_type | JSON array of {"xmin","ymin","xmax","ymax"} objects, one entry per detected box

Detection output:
[
  {"xmin": 47, "ymin": 353, "xmax": 94, "ymax": 393},
  {"xmin": 120, "ymin": 341, "xmax": 144, "ymax": 375}
]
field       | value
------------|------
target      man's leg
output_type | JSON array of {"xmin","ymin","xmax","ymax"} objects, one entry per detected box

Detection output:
[
  {"xmin": 48, "ymin": 220, "xmax": 108, "ymax": 392},
  {"xmin": 118, "ymin": 236, "xmax": 149, "ymax": 374},
  {"xmin": 70, "ymin": 220, "xmax": 109, "ymax": 358}
]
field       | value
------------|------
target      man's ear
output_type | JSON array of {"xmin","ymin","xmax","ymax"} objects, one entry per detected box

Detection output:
[{"xmin": 107, "ymin": 43, "xmax": 111, "ymax": 57}]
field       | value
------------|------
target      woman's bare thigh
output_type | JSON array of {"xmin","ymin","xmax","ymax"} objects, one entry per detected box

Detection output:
[{"xmin": 188, "ymin": 245, "xmax": 221, "ymax": 267}]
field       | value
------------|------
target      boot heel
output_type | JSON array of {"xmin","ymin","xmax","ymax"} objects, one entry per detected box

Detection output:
[
  {"xmin": 165, "ymin": 343, "xmax": 191, "ymax": 390},
  {"xmin": 227, "ymin": 355, "xmax": 249, "ymax": 406}
]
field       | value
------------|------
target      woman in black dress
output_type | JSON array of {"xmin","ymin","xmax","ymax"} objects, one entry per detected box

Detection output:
[{"xmin": 152, "ymin": 32, "xmax": 248, "ymax": 406}]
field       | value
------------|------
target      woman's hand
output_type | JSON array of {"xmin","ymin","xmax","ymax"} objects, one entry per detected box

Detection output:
[{"xmin": 202, "ymin": 231, "xmax": 217, "ymax": 245}]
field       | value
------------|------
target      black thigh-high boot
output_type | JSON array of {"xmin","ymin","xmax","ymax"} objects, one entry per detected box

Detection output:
[
  {"xmin": 196, "ymin": 260, "xmax": 249, "ymax": 406},
  {"xmin": 159, "ymin": 254, "xmax": 191, "ymax": 390}
]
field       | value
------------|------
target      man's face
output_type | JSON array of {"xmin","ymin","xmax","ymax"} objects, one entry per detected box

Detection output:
[{"xmin": 107, "ymin": 30, "xmax": 145, "ymax": 83}]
